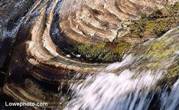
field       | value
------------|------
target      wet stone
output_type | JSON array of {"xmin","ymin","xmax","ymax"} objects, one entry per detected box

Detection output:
[{"xmin": 0, "ymin": 0, "xmax": 179, "ymax": 109}]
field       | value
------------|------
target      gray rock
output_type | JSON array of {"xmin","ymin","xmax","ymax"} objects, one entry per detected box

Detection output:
[{"xmin": 0, "ymin": 0, "xmax": 34, "ymax": 68}]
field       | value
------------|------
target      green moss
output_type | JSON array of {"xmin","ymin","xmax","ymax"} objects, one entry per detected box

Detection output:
[
  {"xmin": 146, "ymin": 62, "xmax": 161, "ymax": 69},
  {"xmin": 67, "ymin": 3, "xmax": 179, "ymax": 63},
  {"xmin": 128, "ymin": 2, "xmax": 179, "ymax": 39},
  {"xmin": 145, "ymin": 19, "xmax": 170, "ymax": 36},
  {"xmin": 167, "ymin": 65, "xmax": 179, "ymax": 78},
  {"xmin": 160, "ymin": 64, "xmax": 179, "ymax": 87},
  {"xmin": 145, "ymin": 21, "xmax": 156, "ymax": 32},
  {"xmin": 73, "ymin": 42, "xmax": 131, "ymax": 62},
  {"xmin": 146, "ymin": 38, "xmax": 175, "ymax": 60},
  {"xmin": 130, "ymin": 17, "xmax": 177, "ymax": 38},
  {"xmin": 114, "ymin": 42, "xmax": 130, "ymax": 54},
  {"xmin": 173, "ymin": 2, "xmax": 179, "ymax": 10},
  {"xmin": 130, "ymin": 19, "xmax": 146, "ymax": 38},
  {"xmin": 164, "ymin": 2, "xmax": 179, "ymax": 15}
]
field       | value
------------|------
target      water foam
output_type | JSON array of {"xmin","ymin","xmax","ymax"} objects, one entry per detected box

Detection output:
[{"xmin": 64, "ymin": 55, "xmax": 165, "ymax": 110}]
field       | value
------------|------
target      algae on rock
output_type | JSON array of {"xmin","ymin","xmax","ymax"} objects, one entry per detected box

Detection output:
[{"xmin": 72, "ymin": 41, "xmax": 131, "ymax": 63}]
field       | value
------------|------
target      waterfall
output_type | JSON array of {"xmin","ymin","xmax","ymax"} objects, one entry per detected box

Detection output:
[
  {"xmin": 160, "ymin": 79, "xmax": 179, "ymax": 110},
  {"xmin": 64, "ymin": 55, "xmax": 179, "ymax": 110}
]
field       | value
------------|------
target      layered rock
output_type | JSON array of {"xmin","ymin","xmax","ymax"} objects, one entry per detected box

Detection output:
[
  {"xmin": 58, "ymin": 0, "xmax": 179, "ymax": 62},
  {"xmin": 0, "ymin": 0, "xmax": 178, "ymax": 109},
  {"xmin": 60, "ymin": 0, "xmax": 177, "ymax": 43}
]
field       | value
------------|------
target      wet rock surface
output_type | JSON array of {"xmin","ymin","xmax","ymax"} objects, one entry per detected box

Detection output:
[
  {"xmin": 0, "ymin": 0, "xmax": 178, "ymax": 109},
  {"xmin": 0, "ymin": 0, "xmax": 35, "ymax": 68}
]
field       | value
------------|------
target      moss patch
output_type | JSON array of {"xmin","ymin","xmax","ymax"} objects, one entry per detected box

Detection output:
[
  {"xmin": 167, "ymin": 64, "xmax": 179, "ymax": 79},
  {"xmin": 65, "ymin": 2, "xmax": 179, "ymax": 63},
  {"xmin": 146, "ymin": 38, "xmax": 175, "ymax": 60},
  {"xmin": 72, "ymin": 41, "xmax": 131, "ymax": 63},
  {"xmin": 159, "ymin": 63, "xmax": 179, "ymax": 87},
  {"xmin": 128, "ymin": 2, "xmax": 179, "ymax": 40}
]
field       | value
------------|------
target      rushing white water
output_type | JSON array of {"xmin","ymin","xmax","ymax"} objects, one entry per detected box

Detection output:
[
  {"xmin": 160, "ymin": 79, "xmax": 179, "ymax": 110},
  {"xmin": 64, "ymin": 55, "xmax": 179, "ymax": 110},
  {"xmin": 63, "ymin": 53, "xmax": 179, "ymax": 110}
]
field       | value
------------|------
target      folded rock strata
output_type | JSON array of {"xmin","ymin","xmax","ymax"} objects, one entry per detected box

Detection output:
[
  {"xmin": 0, "ymin": 0, "xmax": 178, "ymax": 109},
  {"xmin": 60, "ymin": 0, "xmax": 177, "ymax": 42}
]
